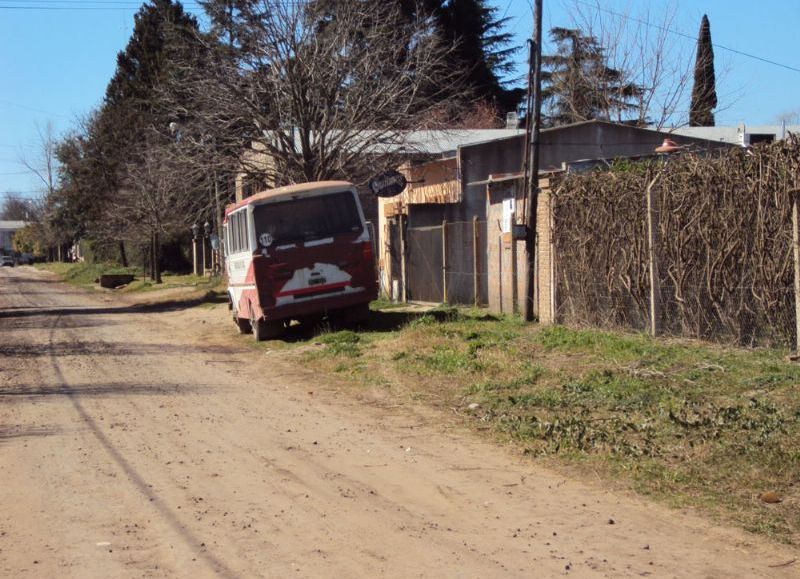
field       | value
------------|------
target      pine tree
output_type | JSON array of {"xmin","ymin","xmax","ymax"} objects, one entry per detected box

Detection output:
[
  {"xmin": 298, "ymin": 0, "xmax": 523, "ymax": 116},
  {"xmin": 436, "ymin": 0, "xmax": 523, "ymax": 114},
  {"xmin": 541, "ymin": 28, "xmax": 643, "ymax": 127},
  {"xmin": 104, "ymin": 0, "xmax": 200, "ymax": 146},
  {"xmin": 53, "ymin": 1, "xmax": 203, "ymax": 266},
  {"xmin": 689, "ymin": 14, "xmax": 717, "ymax": 127}
]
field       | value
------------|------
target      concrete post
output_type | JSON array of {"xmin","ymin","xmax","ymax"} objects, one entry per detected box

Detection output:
[
  {"xmin": 399, "ymin": 214, "xmax": 407, "ymax": 302},
  {"xmin": 201, "ymin": 238, "xmax": 208, "ymax": 277},
  {"xmin": 792, "ymin": 189, "xmax": 800, "ymax": 356},
  {"xmin": 473, "ymin": 215, "xmax": 480, "ymax": 306},
  {"xmin": 442, "ymin": 219, "xmax": 448, "ymax": 304},
  {"xmin": 192, "ymin": 238, "xmax": 201, "ymax": 276},
  {"xmin": 646, "ymin": 178, "xmax": 662, "ymax": 337}
]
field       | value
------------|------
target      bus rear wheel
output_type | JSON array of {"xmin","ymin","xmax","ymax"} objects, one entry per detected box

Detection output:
[{"xmin": 252, "ymin": 315, "xmax": 284, "ymax": 341}]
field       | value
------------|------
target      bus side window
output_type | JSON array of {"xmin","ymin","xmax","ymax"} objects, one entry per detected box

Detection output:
[
  {"xmin": 244, "ymin": 211, "xmax": 251, "ymax": 251},
  {"xmin": 239, "ymin": 212, "xmax": 247, "ymax": 252},
  {"xmin": 233, "ymin": 213, "xmax": 241, "ymax": 253}
]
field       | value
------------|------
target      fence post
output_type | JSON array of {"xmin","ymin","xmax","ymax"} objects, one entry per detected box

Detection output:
[
  {"xmin": 442, "ymin": 219, "xmax": 448, "ymax": 304},
  {"xmin": 646, "ymin": 177, "xmax": 662, "ymax": 337},
  {"xmin": 792, "ymin": 189, "xmax": 800, "ymax": 356},
  {"xmin": 473, "ymin": 215, "xmax": 480, "ymax": 306},
  {"xmin": 399, "ymin": 214, "xmax": 408, "ymax": 302}
]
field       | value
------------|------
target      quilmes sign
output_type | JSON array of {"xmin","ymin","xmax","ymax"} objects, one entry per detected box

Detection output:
[{"xmin": 368, "ymin": 170, "xmax": 407, "ymax": 198}]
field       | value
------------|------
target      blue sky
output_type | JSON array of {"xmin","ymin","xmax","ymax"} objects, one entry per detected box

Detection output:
[{"xmin": 2, "ymin": 0, "xmax": 799, "ymax": 198}]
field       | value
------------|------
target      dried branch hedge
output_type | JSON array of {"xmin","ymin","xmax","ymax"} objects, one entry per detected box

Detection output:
[{"xmin": 552, "ymin": 136, "xmax": 800, "ymax": 346}]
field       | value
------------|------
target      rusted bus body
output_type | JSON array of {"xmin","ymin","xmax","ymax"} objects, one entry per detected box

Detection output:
[{"xmin": 224, "ymin": 181, "xmax": 378, "ymax": 340}]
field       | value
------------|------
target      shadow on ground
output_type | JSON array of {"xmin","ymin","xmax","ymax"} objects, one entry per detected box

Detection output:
[
  {"xmin": 0, "ymin": 381, "xmax": 202, "ymax": 399},
  {"xmin": 268, "ymin": 307, "xmax": 502, "ymax": 344},
  {"xmin": 0, "ymin": 291, "xmax": 228, "ymax": 320}
]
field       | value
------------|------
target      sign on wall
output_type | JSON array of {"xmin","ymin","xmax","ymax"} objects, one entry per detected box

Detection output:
[
  {"xmin": 502, "ymin": 198, "xmax": 516, "ymax": 233},
  {"xmin": 369, "ymin": 170, "xmax": 408, "ymax": 198}
]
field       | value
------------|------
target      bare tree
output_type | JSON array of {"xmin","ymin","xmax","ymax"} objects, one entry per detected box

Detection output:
[
  {"xmin": 117, "ymin": 141, "xmax": 209, "ymax": 283},
  {"xmin": 166, "ymin": 0, "xmax": 464, "ymax": 188},
  {"xmin": 565, "ymin": 1, "xmax": 696, "ymax": 128},
  {"xmin": 776, "ymin": 109, "xmax": 800, "ymax": 125},
  {"xmin": 18, "ymin": 121, "xmax": 59, "ymax": 197}
]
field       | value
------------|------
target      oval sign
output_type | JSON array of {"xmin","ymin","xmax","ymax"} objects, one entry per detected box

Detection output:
[{"xmin": 369, "ymin": 170, "xmax": 407, "ymax": 198}]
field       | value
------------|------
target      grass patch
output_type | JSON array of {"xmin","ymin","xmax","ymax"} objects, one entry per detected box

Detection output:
[
  {"xmin": 36, "ymin": 262, "xmax": 222, "ymax": 293},
  {"xmin": 317, "ymin": 330, "xmax": 363, "ymax": 358},
  {"xmin": 36, "ymin": 262, "xmax": 137, "ymax": 287},
  {"xmin": 299, "ymin": 306, "xmax": 800, "ymax": 545}
]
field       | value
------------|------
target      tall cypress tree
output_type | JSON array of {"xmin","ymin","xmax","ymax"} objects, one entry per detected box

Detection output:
[{"xmin": 689, "ymin": 14, "xmax": 717, "ymax": 127}]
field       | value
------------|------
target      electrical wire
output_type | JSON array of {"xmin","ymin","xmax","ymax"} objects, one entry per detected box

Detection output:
[{"xmin": 570, "ymin": 0, "xmax": 800, "ymax": 74}]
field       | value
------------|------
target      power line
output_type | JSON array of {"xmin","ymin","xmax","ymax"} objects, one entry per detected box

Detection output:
[
  {"xmin": 572, "ymin": 0, "xmax": 800, "ymax": 75},
  {"xmin": 0, "ymin": 5, "xmax": 204, "ymax": 9},
  {"xmin": 0, "ymin": 0, "xmax": 206, "ymax": 9},
  {"xmin": 0, "ymin": 99, "xmax": 70, "ymax": 119}
]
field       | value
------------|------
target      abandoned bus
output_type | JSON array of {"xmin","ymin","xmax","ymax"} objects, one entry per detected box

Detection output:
[{"xmin": 223, "ymin": 181, "xmax": 378, "ymax": 340}]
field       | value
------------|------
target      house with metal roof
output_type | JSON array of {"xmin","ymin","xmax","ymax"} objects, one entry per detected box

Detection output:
[
  {"xmin": 377, "ymin": 120, "xmax": 732, "ymax": 306},
  {"xmin": 668, "ymin": 123, "xmax": 800, "ymax": 146},
  {"xmin": 0, "ymin": 220, "xmax": 27, "ymax": 253}
]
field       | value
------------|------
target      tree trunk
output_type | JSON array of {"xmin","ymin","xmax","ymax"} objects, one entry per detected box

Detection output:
[
  {"xmin": 149, "ymin": 234, "xmax": 156, "ymax": 281},
  {"xmin": 154, "ymin": 231, "xmax": 162, "ymax": 284},
  {"xmin": 118, "ymin": 240, "xmax": 128, "ymax": 267}
]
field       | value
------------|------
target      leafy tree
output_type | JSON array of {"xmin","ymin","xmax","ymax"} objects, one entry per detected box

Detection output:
[
  {"xmin": 541, "ymin": 27, "xmax": 644, "ymax": 127},
  {"xmin": 51, "ymin": 1, "xmax": 205, "ymax": 269},
  {"xmin": 689, "ymin": 14, "xmax": 717, "ymax": 127},
  {"xmin": 12, "ymin": 224, "xmax": 45, "ymax": 257}
]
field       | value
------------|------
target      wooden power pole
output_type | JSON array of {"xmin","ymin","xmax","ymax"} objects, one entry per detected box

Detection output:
[{"xmin": 523, "ymin": 0, "xmax": 544, "ymax": 322}]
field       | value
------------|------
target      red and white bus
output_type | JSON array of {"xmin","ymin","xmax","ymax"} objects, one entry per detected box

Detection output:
[{"xmin": 224, "ymin": 181, "xmax": 378, "ymax": 340}]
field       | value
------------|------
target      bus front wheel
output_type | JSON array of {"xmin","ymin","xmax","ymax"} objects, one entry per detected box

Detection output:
[{"xmin": 236, "ymin": 316, "xmax": 252, "ymax": 334}]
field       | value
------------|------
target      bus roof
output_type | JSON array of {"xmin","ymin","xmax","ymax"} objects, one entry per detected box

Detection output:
[{"xmin": 225, "ymin": 181, "xmax": 355, "ymax": 216}]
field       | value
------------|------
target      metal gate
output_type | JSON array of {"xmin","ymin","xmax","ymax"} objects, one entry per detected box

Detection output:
[{"xmin": 407, "ymin": 224, "xmax": 443, "ymax": 303}]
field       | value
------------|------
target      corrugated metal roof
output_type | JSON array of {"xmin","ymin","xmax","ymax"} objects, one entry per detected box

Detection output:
[
  {"xmin": 666, "ymin": 125, "xmax": 800, "ymax": 143},
  {"xmin": 256, "ymin": 129, "xmax": 526, "ymax": 157},
  {"xmin": 0, "ymin": 221, "xmax": 27, "ymax": 230}
]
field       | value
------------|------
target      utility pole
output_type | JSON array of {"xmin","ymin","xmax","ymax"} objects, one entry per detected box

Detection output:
[{"xmin": 523, "ymin": 0, "xmax": 543, "ymax": 322}]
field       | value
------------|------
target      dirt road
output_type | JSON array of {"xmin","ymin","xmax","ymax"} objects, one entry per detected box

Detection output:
[{"xmin": 0, "ymin": 266, "xmax": 796, "ymax": 578}]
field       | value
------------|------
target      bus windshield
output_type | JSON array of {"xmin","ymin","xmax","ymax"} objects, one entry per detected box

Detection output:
[{"xmin": 252, "ymin": 191, "xmax": 363, "ymax": 246}]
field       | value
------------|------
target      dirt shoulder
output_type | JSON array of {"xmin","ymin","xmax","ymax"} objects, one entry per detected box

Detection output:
[
  {"xmin": 288, "ymin": 306, "xmax": 800, "ymax": 548},
  {"xmin": 1, "ymin": 266, "xmax": 797, "ymax": 577}
]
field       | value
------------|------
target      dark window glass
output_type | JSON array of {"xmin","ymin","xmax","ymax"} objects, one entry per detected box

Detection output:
[
  {"xmin": 239, "ymin": 211, "xmax": 248, "ymax": 251},
  {"xmin": 231, "ymin": 214, "xmax": 239, "ymax": 252},
  {"xmin": 749, "ymin": 134, "xmax": 774, "ymax": 145},
  {"xmin": 253, "ymin": 191, "xmax": 362, "ymax": 246},
  {"xmin": 237, "ymin": 212, "xmax": 244, "ymax": 252}
]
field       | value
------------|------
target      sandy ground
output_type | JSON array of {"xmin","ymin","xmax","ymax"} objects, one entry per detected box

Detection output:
[{"xmin": 0, "ymin": 265, "xmax": 797, "ymax": 578}]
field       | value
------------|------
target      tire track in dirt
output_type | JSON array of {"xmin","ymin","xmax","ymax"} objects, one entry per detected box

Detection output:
[
  {"xmin": 3, "ymin": 266, "xmax": 799, "ymax": 578},
  {"xmin": 2, "ymin": 268, "xmax": 238, "ymax": 577},
  {"xmin": 44, "ymin": 312, "xmax": 238, "ymax": 578}
]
